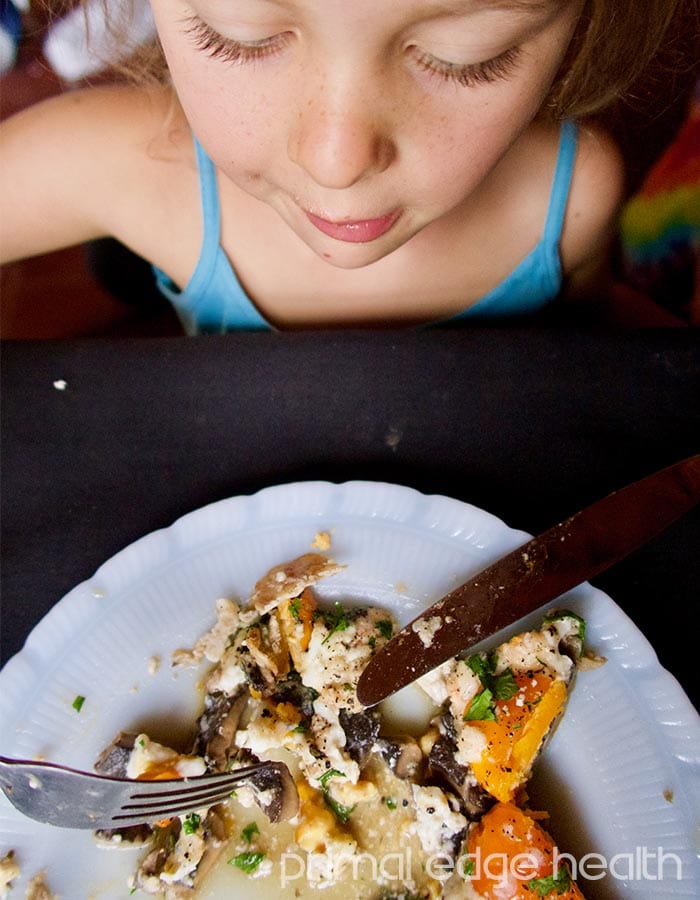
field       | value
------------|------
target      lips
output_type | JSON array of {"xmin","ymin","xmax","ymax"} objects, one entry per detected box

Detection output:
[{"xmin": 305, "ymin": 210, "xmax": 400, "ymax": 243}]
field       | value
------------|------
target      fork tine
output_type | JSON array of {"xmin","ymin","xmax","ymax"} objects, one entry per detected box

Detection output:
[
  {"xmin": 117, "ymin": 780, "xmax": 243, "ymax": 820},
  {"xmin": 127, "ymin": 763, "xmax": 264, "ymax": 801},
  {"xmin": 115, "ymin": 764, "xmax": 281, "ymax": 822},
  {"xmin": 115, "ymin": 790, "xmax": 238, "ymax": 822},
  {"xmin": 119, "ymin": 787, "xmax": 238, "ymax": 814},
  {"xmin": 128, "ymin": 774, "xmax": 246, "ymax": 802}
]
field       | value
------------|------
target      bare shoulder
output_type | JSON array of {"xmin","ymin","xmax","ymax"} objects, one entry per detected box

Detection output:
[
  {"xmin": 4, "ymin": 82, "xmax": 190, "ymax": 158},
  {"xmin": 560, "ymin": 120, "xmax": 625, "ymax": 273},
  {"xmin": 0, "ymin": 84, "xmax": 194, "ymax": 262},
  {"xmin": 496, "ymin": 119, "xmax": 624, "ymax": 302}
]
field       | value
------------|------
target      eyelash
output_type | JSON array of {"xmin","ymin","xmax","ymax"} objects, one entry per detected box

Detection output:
[
  {"xmin": 411, "ymin": 45, "xmax": 522, "ymax": 87},
  {"xmin": 184, "ymin": 17, "xmax": 290, "ymax": 64},
  {"xmin": 184, "ymin": 17, "xmax": 521, "ymax": 88}
]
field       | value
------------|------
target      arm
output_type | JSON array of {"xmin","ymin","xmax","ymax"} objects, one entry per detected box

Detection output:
[{"xmin": 1, "ymin": 90, "xmax": 108, "ymax": 263}]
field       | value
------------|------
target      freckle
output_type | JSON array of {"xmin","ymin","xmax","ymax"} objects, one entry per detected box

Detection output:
[{"xmin": 323, "ymin": 253, "xmax": 331, "ymax": 259}]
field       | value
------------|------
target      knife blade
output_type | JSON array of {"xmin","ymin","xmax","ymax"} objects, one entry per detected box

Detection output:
[{"xmin": 356, "ymin": 453, "xmax": 700, "ymax": 708}]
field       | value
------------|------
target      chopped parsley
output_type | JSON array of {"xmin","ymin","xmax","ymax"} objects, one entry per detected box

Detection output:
[
  {"xmin": 318, "ymin": 768, "xmax": 355, "ymax": 823},
  {"xmin": 325, "ymin": 795, "xmax": 355, "ymax": 823},
  {"xmin": 528, "ymin": 866, "xmax": 571, "ymax": 895},
  {"xmin": 491, "ymin": 668, "xmax": 519, "ymax": 699},
  {"xmin": 376, "ymin": 619, "xmax": 394, "ymax": 640},
  {"xmin": 72, "ymin": 695, "xmax": 86, "ymax": 713},
  {"xmin": 464, "ymin": 688, "xmax": 496, "ymax": 722},
  {"xmin": 462, "ymin": 857, "xmax": 476, "ymax": 877},
  {"xmin": 230, "ymin": 850, "xmax": 266, "ymax": 874},
  {"xmin": 318, "ymin": 768, "xmax": 344, "ymax": 790},
  {"xmin": 288, "ymin": 598, "xmax": 302, "ymax": 620},
  {"xmin": 320, "ymin": 602, "xmax": 349, "ymax": 643},
  {"xmin": 466, "ymin": 653, "xmax": 493, "ymax": 682},
  {"xmin": 182, "ymin": 812, "xmax": 201, "ymax": 834},
  {"xmin": 463, "ymin": 652, "xmax": 519, "ymax": 720},
  {"xmin": 241, "ymin": 822, "xmax": 259, "ymax": 844}
]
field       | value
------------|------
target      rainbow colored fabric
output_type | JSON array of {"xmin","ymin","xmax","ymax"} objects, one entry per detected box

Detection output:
[{"xmin": 620, "ymin": 80, "xmax": 700, "ymax": 321}]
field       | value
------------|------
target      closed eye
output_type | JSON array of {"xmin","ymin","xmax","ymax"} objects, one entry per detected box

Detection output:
[
  {"xmin": 410, "ymin": 45, "xmax": 522, "ymax": 87},
  {"xmin": 183, "ymin": 16, "xmax": 292, "ymax": 64}
]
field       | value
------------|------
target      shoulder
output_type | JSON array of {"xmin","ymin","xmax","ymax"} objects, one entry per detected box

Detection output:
[
  {"xmin": 1, "ymin": 83, "xmax": 204, "ymax": 268},
  {"xmin": 491, "ymin": 119, "xmax": 622, "ymax": 252},
  {"xmin": 3, "ymin": 83, "xmax": 195, "ymax": 226},
  {"xmin": 494, "ymin": 118, "xmax": 624, "ymax": 301},
  {"xmin": 560, "ymin": 120, "xmax": 625, "ymax": 273},
  {"xmin": 2, "ymin": 83, "xmax": 190, "ymax": 161},
  {"xmin": 508, "ymin": 118, "xmax": 624, "ymax": 259}
]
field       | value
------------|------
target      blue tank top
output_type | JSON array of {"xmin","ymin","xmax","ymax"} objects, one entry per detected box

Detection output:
[{"xmin": 154, "ymin": 121, "xmax": 578, "ymax": 334}]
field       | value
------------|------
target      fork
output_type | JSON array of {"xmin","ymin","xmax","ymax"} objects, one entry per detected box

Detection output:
[{"xmin": 0, "ymin": 755, "xmax": 294, "ymax": 830}]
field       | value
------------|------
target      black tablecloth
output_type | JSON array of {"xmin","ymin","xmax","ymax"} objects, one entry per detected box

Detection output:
[{"xmin": 1, "ymin": 327, "xmax": 699, "ymax": 709}]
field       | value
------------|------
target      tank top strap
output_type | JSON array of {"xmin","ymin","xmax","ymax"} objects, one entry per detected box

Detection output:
[
  {"xmin": 542, "ymin": 120, "xmax": 578, "ymax": 245},
  {"xmin": 193, "ymin": 135, "xmax": 222, "ymax": 268}
]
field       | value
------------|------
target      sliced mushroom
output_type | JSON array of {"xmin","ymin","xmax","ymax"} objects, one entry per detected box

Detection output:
[
  {"xmin": 231, "ymin": 759, "xmax": 300, "ymax": 822},
  {"xmin": 94, "ymin": 731, "xmax": 138, "ymax": 778},
  {"xmin": 427, "ymin": 735, "xmax": 494, "ymax": 821},
  {"xmin": 339, "ymin": 708, "xmax": 381, "ymax": 767},
  {"xmin": 195, "ymin": 688, "xmax": 249, "ymax": 772},
  {"xmin": 375, "ymin": 735, "xmax": 424, "ymax": 780},
  {"xmin": 92, "ymin": 732, "xmax": 154, "ymax": 844},
  {"xmin": 131, "ymin": 819, "xmax": 182, "ymax": 892},
  {"xmin": 237, "ymin": 646, "xmax": 270, "ymax": 695},
  {"xmin": 271, "ymin": 669, "xmax": 319, "ymax": 718},
  {"xmin": 169, "ymin": 807, "xmax": 230, "ymax": 899},
  {"xmin": 131, "ymin": 807, "xmax": 229, "ymax": 897}
]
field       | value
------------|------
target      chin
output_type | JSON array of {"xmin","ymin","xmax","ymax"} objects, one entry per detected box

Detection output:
[{"xmin": 311, "ymin": 245, "xmax": 395, "ymax": 270}]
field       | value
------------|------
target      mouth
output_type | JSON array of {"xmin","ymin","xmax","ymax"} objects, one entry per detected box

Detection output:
[{"xmin": 304, "ymin": 210, "xmax": 400, "ymax": 243}]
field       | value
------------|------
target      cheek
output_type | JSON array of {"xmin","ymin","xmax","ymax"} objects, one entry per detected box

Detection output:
[
  {"xmin": 408, "ymin": 97, "xmax": 531, "ymax": 205},
  {"xmin": 177, "ymin": 70, "xmax": 280, "ymax": 176},
  {"xmin": 153, "ymin": 21, "xmax": 282, "ymax": 173}
]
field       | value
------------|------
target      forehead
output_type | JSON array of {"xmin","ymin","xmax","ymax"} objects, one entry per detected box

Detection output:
[
  {"xmin": 182, "ymin": 0, "xmax": 576, "ymax": 40},
  {"xmin": 219, "ymin": 0, "xmax": 566, "ymax": 13},
  {"xmin": 431, "ymin": 0, "xmax": 561, "ymax": 8}
]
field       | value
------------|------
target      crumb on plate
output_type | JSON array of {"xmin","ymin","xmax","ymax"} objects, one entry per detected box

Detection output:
[
  {"xmin": 0, "ymin": 851, "xmax": 19, "ymax": 899},
  {"xmin": 311, "ymin": 531, "xmax": 332, "ymax": 551}
]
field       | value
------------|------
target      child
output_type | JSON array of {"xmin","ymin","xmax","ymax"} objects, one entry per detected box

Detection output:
[{"xmin": 0, "ymin": 0, "xmax": 694, "ymax": 333}]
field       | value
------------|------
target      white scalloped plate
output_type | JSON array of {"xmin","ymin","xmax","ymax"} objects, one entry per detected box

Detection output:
[{"xmin": 0, "ymin": 481, "xmax": 698, "ymax": 899}]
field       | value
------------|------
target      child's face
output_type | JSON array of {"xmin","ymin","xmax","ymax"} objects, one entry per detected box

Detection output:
[{"xmin": 152, "ymin": 0, "xmax": 583, "ymax": 268}]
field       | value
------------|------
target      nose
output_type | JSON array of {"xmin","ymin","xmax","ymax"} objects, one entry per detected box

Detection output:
[{"xmin": 288, "ymin": 71, "xmax": 396, "ymax": 189}]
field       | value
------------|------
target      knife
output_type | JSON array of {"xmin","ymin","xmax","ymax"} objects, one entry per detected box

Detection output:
[{"xmin": 356, "ymin": 453, "xmax": 700, "ymax": 707}]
